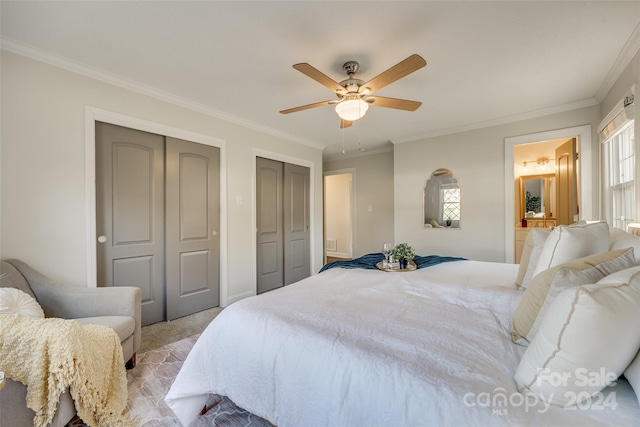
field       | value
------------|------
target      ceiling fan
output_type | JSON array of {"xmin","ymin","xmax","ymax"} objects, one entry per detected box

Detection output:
[{"xmin": 280, "ymin": 54, "xmax": 427, "ymax": 128}]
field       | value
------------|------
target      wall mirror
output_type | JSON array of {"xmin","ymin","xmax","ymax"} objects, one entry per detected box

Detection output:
[
  {"xmin": 424, "ymin": 168, "xmax": 460, "ymax": 229},
  {"xmin": 520, "ymin": 174, "xmax": 556, "ymax": 220}
]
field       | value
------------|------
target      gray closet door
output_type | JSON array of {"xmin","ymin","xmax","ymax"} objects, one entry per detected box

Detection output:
[
  {"xmin": 96, "ymin": 122, "xmax": 165, "ymax": 326},
  {"xmin": 165, "ymin": 137, "xmax": 220, "ymax": 321},
  {"xmin": 283, "ymin": 163, "xmax": 310, "ymax": 285},
  {"xmin": 256, "ymin": 157, "xmax": 310, "ymax": 293},
  {"xmin": 256, "ymin": 157, "xmax": 284, "ymax": 294}
]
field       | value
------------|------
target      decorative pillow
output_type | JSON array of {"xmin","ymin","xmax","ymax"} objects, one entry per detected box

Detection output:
[
  {"xmin": 514, "ymin": 265, "xmax": 640, "ymax": 406},
  {"xmin": 624, "ymin": 350, "xmax": 640, "ymax": 407},
  {"xmin": 0, "ymin": 288, "xmax": 45, "ymax": 318},
  {"xmin": 511, "ymin": 248, "xmax": 635, "ymax": 345},
  {"xmin": 601, "ymin": 265, "xmax": 640, "ymax": 407},
  {"xmin": 609, "ymin": 227, "xmax": 640, "ymax": 265},
  {"xmin": 515, "ymin": 235, "xmax": 533, "ymax": 289},
  {"xmin": 515, "ymin": 229, "xmax": 550, "ymax": 290},
  {"xmin": 532, "ymin": 222, "xmax": 610, "ymax": 277}
]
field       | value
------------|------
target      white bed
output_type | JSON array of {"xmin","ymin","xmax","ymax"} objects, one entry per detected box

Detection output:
[{"xmin": 166, "ymin": 259, "xmax": 640, "ymax": 427}]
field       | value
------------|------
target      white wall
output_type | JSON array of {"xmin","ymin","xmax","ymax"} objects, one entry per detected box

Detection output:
[
  {"xmin": 393, "ymin": 106, "xmax": 601, "ymax": 263},
  {"xmin": 324, "ymin": 173, "xmax": 351, "ymax": 258},
  {"xmin": 1, "ymin": 51, "xmax": 324, "ymax": 306},
  {"xmin": 600, "ymin": 49, "xmax": 640, "ymax": 117},
  {"xmin": 599, "ymin": 47, "xmax": 640, "ymax": 220},
  {"xmin": 324, "ymin": 151, "xmax": 394, "ymax": 257}
]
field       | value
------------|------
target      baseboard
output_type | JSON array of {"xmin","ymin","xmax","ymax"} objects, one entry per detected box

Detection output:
[{"xmin": 224, "ymin": 290, "xmax": 256, "ymax": 307}]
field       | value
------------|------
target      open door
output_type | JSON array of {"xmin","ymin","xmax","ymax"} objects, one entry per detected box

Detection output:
[{"xmin": 555, "ymin": 138, "xmax": 578, "ymax": 225}]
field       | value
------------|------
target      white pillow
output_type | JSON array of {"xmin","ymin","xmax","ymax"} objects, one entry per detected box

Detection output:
[
  {"xmin": 624, "ymin": 350, "xmax": 640, "ymax": 407},
  {"xmin": 527, "ymin": 249, "xmax": 636, "ymax": 343},
  {"xmin": 514, "ymin": 265, "xmax": 640, "ymax": 406},
  {"xmin": 0, "ymin": 288, "xmax": 44, "ymax": 318},
  {"xmin": 518, "ymin": 228, "xmax": 551, "ymax": 290},
  {"xmin": 604, "ymin": 265, "xmax": 640, "ymax": 407},
  {"xmin": 532, "ymin": 222, "xmax": 610, "ymax": 277},
  {"xmin": 609, "ymin": 226, "xmax": 640, "ymax": 265},
  {"xmin": 511, "ymin": 248, "xmax": 635, "ymax": 346}
]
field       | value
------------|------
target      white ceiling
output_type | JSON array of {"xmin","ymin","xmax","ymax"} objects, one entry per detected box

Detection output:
[{"xmin": 2, "ymin": 1, "xmax": 640, "ymax": 159}]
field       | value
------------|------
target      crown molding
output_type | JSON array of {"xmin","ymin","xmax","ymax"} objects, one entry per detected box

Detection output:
[
  {"xmin": 322, "ymin": 144, "xmax": 393, "ymax": 162},
  {"xmin": 1, "ymin": 37, "xmax": 326, "ymax": 151},
  {"xmin": 390, "ymin": 98, "xmax": 599, "ymax": 145},
  {"xmin": 595, "ymin": 21, "xmax": 640, "ymax": 102}
]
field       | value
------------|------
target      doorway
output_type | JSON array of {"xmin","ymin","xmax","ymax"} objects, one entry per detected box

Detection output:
[
  {"xmin": 504, "ymin": 125, "xmax": 593, "ymax": 263},
  {"xmin": 96, "ymin": 122, "xmax": 220, "ymax": 326},
  {"xmin": 513, "ymin": 138, "xmax": 579, "ymax": 263},
  {"xmin": 323, "ymin": 171, "xmax": 354, "ymax": 263},
  {"xmin": 514, "ymin": 138, "xmax": 579, "ymax": 226}
]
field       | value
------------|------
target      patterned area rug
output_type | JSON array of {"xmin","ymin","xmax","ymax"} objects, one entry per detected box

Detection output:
[{"xmin": 68, "ymin": 335, "xmax": 273, "ymax": 427}]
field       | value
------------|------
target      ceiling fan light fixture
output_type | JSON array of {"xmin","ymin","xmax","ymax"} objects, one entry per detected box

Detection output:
[{"xmin": 335, "ymin": 98, "xmax": 369, "ymax": 121}]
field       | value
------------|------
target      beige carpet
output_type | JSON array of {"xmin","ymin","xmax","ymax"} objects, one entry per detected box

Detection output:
[{"xmin": 139, "ymin": 307, "xmax": 224, "ymax": 353}]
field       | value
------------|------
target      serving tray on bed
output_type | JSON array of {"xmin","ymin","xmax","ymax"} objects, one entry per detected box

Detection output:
[{"xmin": 375, "ymin": 261, "xmax": 417, "ymax": 272}]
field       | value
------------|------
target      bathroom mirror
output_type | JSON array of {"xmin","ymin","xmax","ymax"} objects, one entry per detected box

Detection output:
[
  {"xmin": 520, "ymin": 174, "xmax": 556, "ymax": 220},
  {"xmin": 424, "ymin": 168, "xmax": 460, "ymax": 229}
]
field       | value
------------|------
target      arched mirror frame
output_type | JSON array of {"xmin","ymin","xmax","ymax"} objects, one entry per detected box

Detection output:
[{"xmin": 423, "ymin": 168, "xmax": 461, "ymax": 229}]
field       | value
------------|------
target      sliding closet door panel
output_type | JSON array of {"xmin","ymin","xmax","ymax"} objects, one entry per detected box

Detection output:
[
  {"xmin": 96, "ymin": 122, "xmax": 165, "ymax": 326},
  {"xmin": 257, "ymin": 157, "xmax": 284, "ymax": 293},
  {"xmin": 165, "ymin": 137, "xmax": 220, "ymax": 321},
  {"xmin": 113, "ymin": 256, "xmax": 153, "ymax": 300},
  {"xmin": 284, "ymin": 163, "xmax": 310, "ymax": 285}
]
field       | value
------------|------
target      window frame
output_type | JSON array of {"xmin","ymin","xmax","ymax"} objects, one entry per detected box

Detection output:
[{"xmin": 600, "ymin": 90, "xmax": 635, "ymax": 231}]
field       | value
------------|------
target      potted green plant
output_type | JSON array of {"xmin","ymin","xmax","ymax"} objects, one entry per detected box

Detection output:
[{"xmin": 392, "ymin": 243, "xmax": 415, "ymax": 269}]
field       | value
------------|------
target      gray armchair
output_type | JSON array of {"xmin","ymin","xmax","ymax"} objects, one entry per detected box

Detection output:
[{"xmin": 0, "ymin": 259, "xmax": 141, "ymax": 427}]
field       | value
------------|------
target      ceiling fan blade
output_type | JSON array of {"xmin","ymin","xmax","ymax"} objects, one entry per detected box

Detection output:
[
  {"xmin": 293, "ymin": 63, "xmax": 344, "ymax": 93},
  {"xmin": 367, "ymin": 96, "xmax": 422, "ymax": 111},
  {"xmin": 340, "ymin": 119, "xmax": 353, "ymax": 129},
  {"xmin": 280, "ymin": 100, "xmax": 333, "ymax": 114},
  {"xmin": 361, "ymin": 54, "xmax": 427, "ymax": 94}
]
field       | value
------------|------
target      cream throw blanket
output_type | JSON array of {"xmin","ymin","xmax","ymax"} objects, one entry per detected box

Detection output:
[{"xmin": 0, "ymin": 317, "xmax": 136, "ymax": 427}]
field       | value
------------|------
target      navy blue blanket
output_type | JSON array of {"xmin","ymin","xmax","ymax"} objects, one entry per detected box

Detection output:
[{"xmin": 319, "ymin": 253, "xmax": 465, "ymax": 273}]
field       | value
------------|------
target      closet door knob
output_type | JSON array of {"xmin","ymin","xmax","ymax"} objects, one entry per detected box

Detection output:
[
  {"xmin": 212, "ymin": 231, "xmax": 218, "ymax": 236},
  {"xmin": 97, "ymin": 235, "xmax": 107, "ymax": 244}
]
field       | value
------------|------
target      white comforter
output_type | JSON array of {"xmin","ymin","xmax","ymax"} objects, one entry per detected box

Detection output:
[{"xmin": 166, "ymin": 260, "xmax": 640, "ymax": 426}]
